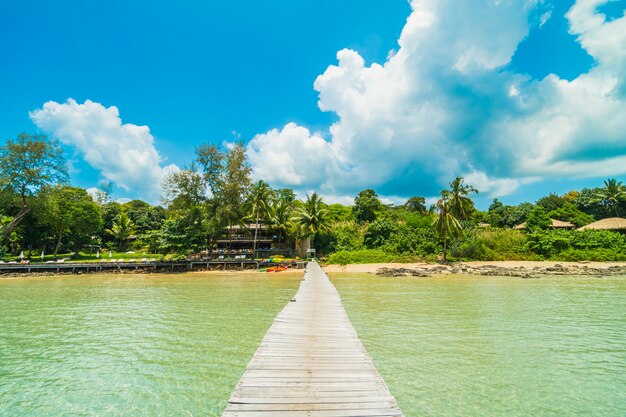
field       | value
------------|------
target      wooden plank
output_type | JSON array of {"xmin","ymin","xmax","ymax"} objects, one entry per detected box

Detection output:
[{"xmin": 221, "ymin": 261, "xmax": 403, "ymax": 417}]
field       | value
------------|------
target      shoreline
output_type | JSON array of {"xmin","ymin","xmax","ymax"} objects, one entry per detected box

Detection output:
[
  {"xmin": 3, "ymin": 260, "xmax": 626, "ymax": 279},
  {"xmin": 323, "ymin": 261, "xmax": 626, "ymax": 278}
]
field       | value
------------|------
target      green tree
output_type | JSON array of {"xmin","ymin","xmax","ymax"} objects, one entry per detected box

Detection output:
[
  {"xmin": 195, "ymin": 143, "xmax": 224, "ymax": 196},
  {"xmin": 0, "ymin": 134, "xmax": 68, "ymax": 243},
  {"xmin": 525, "ymin": 206, "xmax": 551, "ymax": 231},
  {"xmin": 591, "ymin": 178, "xmax": 626, "ymax": 216},
  {"xmin": 275, "ymin": 188, "xmax": 296, "ymax": 204},
  {"xmin": 107, "ymin": 212, "xmax": 138, "ymax": 251},
  {"xmin": 326, "ymin": 203, "xmax": 354, "ymax": 223},
  {"xmin": 215, "ymin": 143, "xmax": 252, "ymax": 230},
  {"xmin": 93, "ymin": 180, "xmax": 113, "ymax": 205},
  {"xmin": 537, "ymin": 193, "xmax": 566, "ymax": 212},
  {"xmin": 269, "ymin": 198, "xmax": 294, "ymax": 247},
  {"xmin": 364, "ymin": 219, "xmax": 397, "ymax": 249},
  {"xmin": 244, "ymin": 180, "xmax": 274, "ymax": 253},
  {"xmin": 548, "ymin": 202, "xmax": 595, "ymax": 227},
  {"xmin": 432, "ymin": 191, "xmax": 462, "ymax": 261},
  {"xmin": 41, "ymin": 186, "xmax": 103, "ymax": 257},
  {"xmin": 445, "ymin": 177, "xmax": 478, "ymax": 220},
  {"xmin": 353, "ymin": 189, "xmax": 382, "ymax": 223},
  {"xmin": 162, "ymin": 167, "xmax": 206, "ymax": 212},
  {"xmin": 404, "ymin": 196, "xmax": 427, "ymax": 214},
  {"xmin": 294, "ymin": 192, "xmax": 330, "ymax": 239}
]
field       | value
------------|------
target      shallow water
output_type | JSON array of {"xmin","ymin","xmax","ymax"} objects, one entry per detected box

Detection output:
[
  {"xmin": 331, "ymin": 273, "xmax": 626, "ymax": 417},
  {"xmin": 0, "ymin": 273, "xmax": 302, "ymax": 416}
]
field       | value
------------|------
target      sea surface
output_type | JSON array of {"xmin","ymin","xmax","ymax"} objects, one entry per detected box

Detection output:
[
  {"xmin": 331, "ymin": 273, "xmax": 626, "ymax": 417},
  {"xmin": 1, "ymin": 272, "xmax": 625, "ymax": 417},
  {"xmin": 0, "ymin": 273, "xmax": 301, "ymax": 416}
]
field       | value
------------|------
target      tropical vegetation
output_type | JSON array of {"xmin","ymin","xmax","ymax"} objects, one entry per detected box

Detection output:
[{"xmin": 2, "ymin": 133, "xmax": 626, "ymax": 263}]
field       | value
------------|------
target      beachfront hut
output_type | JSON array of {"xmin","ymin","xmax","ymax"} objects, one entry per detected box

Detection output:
[
  {"xmin": 513, "ymin": 219, "xmax": 576, "ymax": 230},
  {"xmin": 577, "ymin": 217, "xmax": 626, "ymax": 232}
]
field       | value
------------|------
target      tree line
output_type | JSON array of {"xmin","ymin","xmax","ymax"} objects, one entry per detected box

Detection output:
[{"xmin": 1, "ymin": 133, "xmax": 626, "ymax": 262}]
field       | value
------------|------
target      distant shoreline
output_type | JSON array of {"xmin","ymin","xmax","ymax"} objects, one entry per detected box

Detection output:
[{"xmin": 323, "ymin": 261, "xmax": 626, "ymax": 278}]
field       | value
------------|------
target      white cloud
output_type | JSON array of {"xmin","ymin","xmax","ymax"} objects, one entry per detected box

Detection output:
[
  {"xmin": 30, "ymin": 99, "xmax": 179, "ymax": 203},
  {"xmin": 247, "ymin": 0, "xmax": 626, "ymax": 201}
]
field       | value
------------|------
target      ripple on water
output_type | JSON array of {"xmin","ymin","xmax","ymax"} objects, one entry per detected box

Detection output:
[
  {"xmin": 332, "ymin": 274, "xmax": 626, "ymax": 417},
  {"xmin": 0, "ymin": 273, "xmax": 301, "ymax": 417}
]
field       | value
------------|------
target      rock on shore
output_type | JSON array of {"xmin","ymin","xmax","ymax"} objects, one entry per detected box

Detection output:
[{"xmin": 376, "ymin": 263, "xmax": 626, "ymax": 278}]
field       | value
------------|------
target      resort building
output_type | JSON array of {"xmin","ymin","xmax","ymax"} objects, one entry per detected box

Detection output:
[
  {"xmin": 513, "ymin": 219, "xmax": 576, "ymax": 230},
  {"xmin": 577, "ymin": 217, "xmax": 626, "ymax": 233},
  {"xmin": 212, "ymin": 223, "xmax": 295, "ymax": 259}
]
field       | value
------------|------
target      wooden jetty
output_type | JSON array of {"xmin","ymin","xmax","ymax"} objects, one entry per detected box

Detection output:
[
  {"xmin": 222, "ymin": 261, "xmax": 404, "ymax": 417},
  {"xmin": 0, "ymin": 260, "xmax": 263, "ymax": 275}
]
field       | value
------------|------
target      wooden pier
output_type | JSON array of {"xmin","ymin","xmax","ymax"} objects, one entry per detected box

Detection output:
[
  {"xmin": 0, "ymin": 260, "xmax": 263, "ymax": 275},
  {"xmin": 222, "ymin": 261, "xmax": 404, "ymax": 417}
]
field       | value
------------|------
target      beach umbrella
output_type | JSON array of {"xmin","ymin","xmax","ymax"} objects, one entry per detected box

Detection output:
[
  {"xmin": 19, "ymin": 251, "xmax": 24, "ymax": 260},
  {"xmin": 96, "ymin": 250, "xmax": 100, "ymax": 258}
]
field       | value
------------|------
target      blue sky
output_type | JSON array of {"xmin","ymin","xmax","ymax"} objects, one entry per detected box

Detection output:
[{"xmin": 2, "ymin": 0, "xmax": 626, "ymax": 207}]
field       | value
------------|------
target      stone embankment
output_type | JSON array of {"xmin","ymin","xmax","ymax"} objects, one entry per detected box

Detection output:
[{"xmin": 377, "ymin": 263, "xmax": 626, "ymax": 278}]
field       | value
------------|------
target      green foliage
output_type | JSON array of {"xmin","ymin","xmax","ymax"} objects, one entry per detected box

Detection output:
[
  {"xmin": 319, "ymin": 221, "xmax": 364, "ymax": 254},
  {"xmin": 0, "ymin": 133, "xmax": 69, "ymax": 243},
  {"xmin": 526, "ymin": 229, "xmax": 626, "ymax": 260},
  {"xmin": 39, "ymin": 186, "xmax": 102, "ymax": 255},
  {"xmin": 364, "ymin": 219, "xmax": 397, "ymax": 248},
  {"xmin": 590, "ymin": 178, "xmax": 626, "ymax": 216},
  {"xmin": 293, "ymin": 192, "xmax": 330, "ymax": 238},
  {"xmin": 432, "ymin": 190, "xmax": 463, "ymax": 260},
  {"xmin": 548, "ymin": 202, "xmax": 595, "ymax": 227},
  {"xmin": 488, "ymin": 200, "xmax": 533, "ymax": 228},
  {"xmin": 352, "ymin": 189, "xmax": 382, "ymax": 223},
  {"xmin": 536, "ymin": 193, "xmax": 566, "ymax": 212},
  {"xmin": 404, "ymin": 196, "xmax": 427, "ymax": 213},
  {"xmin": 446, "ymin": 177, "xmax": 478, "ymax": 220},
  {"xmin": 525, "ymin": 206, "xmax": 551, "ymax": 230},
  {"xmin": 268, "ymin": 198, "xmax": 294, "ymax": 246},
  {"xmin": 381, "ymin": 224, "xmax": 439, "ymax": 256},
  {"xmin": 326, "ymin": 204, "xmax": 354, "ymax": 223},
  {"xmin": 474, "ymin": 229, "xmax": 530, "ymax": 260},
  {"xmin": 161, "ymin": 168, "xmax": 205, "ymax": 211},
  {"xmin": 107, "ymin": 212, "xmax": 138, "ymax": 251}
]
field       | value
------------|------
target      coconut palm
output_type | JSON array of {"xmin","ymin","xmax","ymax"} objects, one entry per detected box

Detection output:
[
  {"xmin": 244, "ymin": 180, "xmax": 274, "ymax": 253},
  {"xmin": 591, "ymin": 178, "xmax": 626, "ymax": 216},
  {"xmin": 446, "ymin": 177, "xmax": 478, "ymax": 220},
  {"xmin": 107, "ymin": 212, "xmax": 137, "ymax": 251},
  {"xmin": 432, "ymin": 191, "xmax": 463, "ymax": 261},
  {"xmin": 293, "ymin": 192, "xmax": 330, "ymax": 238},
  {"xmin": 269, "ymin": 199, "xmax": 294, "ymax": 247}
]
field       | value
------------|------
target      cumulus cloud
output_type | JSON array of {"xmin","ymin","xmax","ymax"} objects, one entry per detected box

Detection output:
[
  {"xmin": 247, "ymin": 0, "xmax": 626, "ymax": 202},
  {"xmin": 30, "ymin": 99, "xmax": 179, "ymax": 202}
]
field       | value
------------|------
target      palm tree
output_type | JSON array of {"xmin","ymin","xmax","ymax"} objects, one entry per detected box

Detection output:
[
  {"xmin": 269, "ymin": 199, "xmax": 294, "ymax": 247},
  {"xmin": 107, "ymin": 212, "xmax": 137, "ymax": 251},
  {"xmin": 591, "ymin": 178, "xmax": 626, "ymax": 216},
  {"xmin": 432, "ymin": 191, "xmax": 463, "ymax": 261},
  {"xmin": 293, "ymin": 192, "xmax": 330, "ymax": 246},
  {"xmin": 446, "ymin": 177, "xmax": 478, "ymax": 220},
  {"xmin": 244, "ymin": 180, "xmax": 274, "ymax": 254}
]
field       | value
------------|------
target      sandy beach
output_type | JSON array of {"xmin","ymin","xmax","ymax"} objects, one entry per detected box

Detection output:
[{"xmin": 322, "ymin": 261, "xmax": 626, "ymax": 274}]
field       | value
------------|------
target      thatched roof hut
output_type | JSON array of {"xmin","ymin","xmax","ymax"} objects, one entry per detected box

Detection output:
[
  {"xmin": 577, "ymin": 217, "xmax": 626, "ymax": 231},
  {"xmin": 514, "ymin": 219, "xmax": 576, "ymax": 230}
]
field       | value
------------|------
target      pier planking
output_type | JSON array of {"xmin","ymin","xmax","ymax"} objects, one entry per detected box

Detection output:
[{"xmin": 222, "ymin": 261, "xmax": 403, "ymax": 417}]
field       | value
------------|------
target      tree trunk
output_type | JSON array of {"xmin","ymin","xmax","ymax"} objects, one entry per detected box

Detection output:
[
  {"xmin": 1, "ymin": 205, "xmax": 31, "ymax": 244},
  {"xmin": 443, "ymin": 237, "xmax": 448, "ymax": 261},
  {"xmin": 53, "ymin": 230, "xmax": 63, "ymax": 259},
  {"xmin": 253, "ymin": 211, "xmax": 259, "ymax": 255}
]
